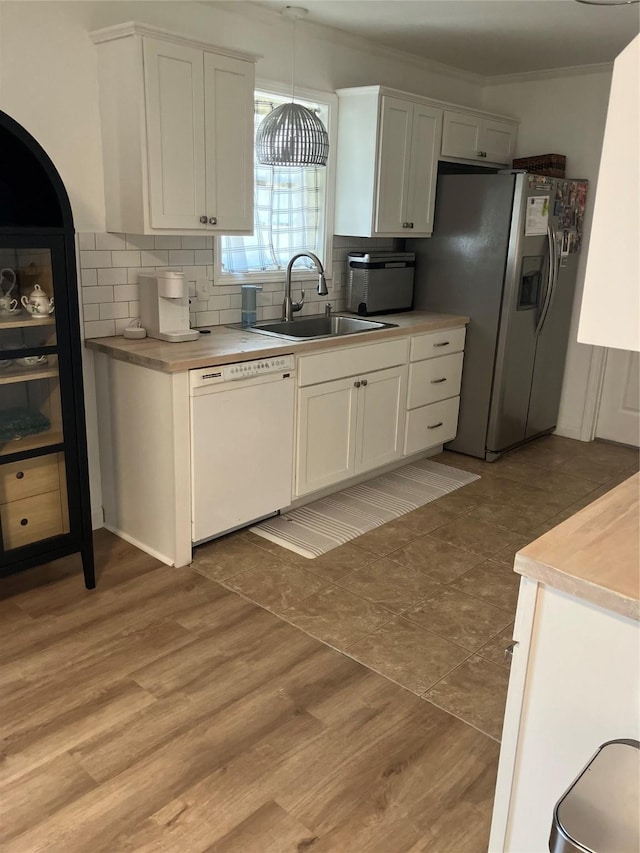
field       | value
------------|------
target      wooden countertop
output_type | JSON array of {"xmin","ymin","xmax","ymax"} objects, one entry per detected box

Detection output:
[
  {"xmin": 515, "ymin": 473, "xmax": 640, "ymax": 621},
  {"xmin": 84, "ymin": 311, "xmax": 469, "ymax": 373}
]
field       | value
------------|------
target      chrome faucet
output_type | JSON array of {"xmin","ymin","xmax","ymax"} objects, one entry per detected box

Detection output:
[{"xmin": 282, "ymin": 251, "xmax": 328, "ymax": 322}]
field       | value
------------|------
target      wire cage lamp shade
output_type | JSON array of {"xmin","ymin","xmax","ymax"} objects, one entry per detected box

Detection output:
[{"xmin": 256, "ymin": 101, "xmax": 329, "ymax": 166}]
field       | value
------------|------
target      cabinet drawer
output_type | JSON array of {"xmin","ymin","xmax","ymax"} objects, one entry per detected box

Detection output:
[
  {"xmin": 408, "ymin": 352, "xmax": 464, "ymax": 409},
  {"xmin": 0, "ymin": 455, "xmax": 61, "ymax": 504},
  {"xmin": 404, "ymin": 397, "xmax": 460, "ymax": 456},
  {"xmin": 297, "ymin": 338, "xmax": 409, "ymax": 387},
  {"xmin": 410, "ymin": 327, "xmax": 466, "ymax": 361},
  {"xmin": 1, "ymin": 491, "xmax": 64, "ymax": 550}
]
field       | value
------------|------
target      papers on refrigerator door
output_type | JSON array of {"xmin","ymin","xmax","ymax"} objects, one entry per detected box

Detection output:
[{"xmin": 525, "ymin": 195, "xmax": 550, "ymax": 236}]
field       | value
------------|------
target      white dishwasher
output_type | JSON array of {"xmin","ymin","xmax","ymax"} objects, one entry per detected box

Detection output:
[{"xmin": 189, "ymin": 355, "xmax": 295, "ymax": 544}]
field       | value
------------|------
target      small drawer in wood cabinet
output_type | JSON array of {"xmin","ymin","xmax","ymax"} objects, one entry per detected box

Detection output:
[
  {"xmin": 407, "ymin": 352, "xmax": 464, "ymax": 409},
  {"xmin": 0, "ymin": 455, "xmax": 61, "ymax": 504},
  {"xmin": 1, "ymin": 491, "xmax": 64, "ymax": 550},
  {"xmin": 410, "ymin": 326, "xmax": 466, "ymax": 362},
  {"xmin": 404, "ymin": 397, "xmax": 460, "ymax": 456}
]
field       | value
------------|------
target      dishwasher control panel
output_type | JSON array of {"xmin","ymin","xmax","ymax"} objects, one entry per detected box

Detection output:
[{"xmin": 190, "ymin": 355, "xmax": 295, "ymax": 390}]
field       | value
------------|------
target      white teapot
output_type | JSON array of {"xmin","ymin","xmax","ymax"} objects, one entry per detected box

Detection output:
[{"xmin": 21, "ymin": 284, "xmax": 54, "ymax": 317}]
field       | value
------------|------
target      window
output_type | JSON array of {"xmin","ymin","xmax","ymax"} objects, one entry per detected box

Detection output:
[{"xmin": 215, "ymin": 83, "xmax": 335, "ymax": 285}]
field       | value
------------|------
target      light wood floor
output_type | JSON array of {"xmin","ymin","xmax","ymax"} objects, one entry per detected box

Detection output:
[
  {"xmin": 1, "ymin": 530, "xmax": 499, "ymax": 852},
  {"xmin": 2, "ymin": 436, "xmax": 637, "ymax": 851}
]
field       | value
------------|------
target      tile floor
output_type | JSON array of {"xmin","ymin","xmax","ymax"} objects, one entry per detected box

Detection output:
[{"xmin": 192, "ymin": 436, "xmax": 639, "ymax": 741}]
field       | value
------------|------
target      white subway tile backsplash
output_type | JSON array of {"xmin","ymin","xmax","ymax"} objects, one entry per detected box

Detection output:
[
  {"xmin": 112, "ymin": 250, "xmax": 141, "ymax": 268},
  {"xmin": 81, "ymin": 268, "xmax": 97, "ymax": 287},
  {"xmin": 194, "ymin": 249, "xmax": 214, "ymax": 265},
  {"xmin": 97, "ymin": 268, "xmax": 129, "ymax": 286},
  {"xmin": 181, "ymin": 236, "xmax": 209, "ymax": 249},
  {"xmin": 83, "ymin": 304, "xmax": 100, "ymax": 322},
  {"xmin": 140, "ymin": 250, "xmax": 169, "ymax": 267},
  {"xmin": 82, "ymin": 286, "xmax": 114, "ymax": 304},
  {"xmin": 168, "ymin": 249, "xmax": 195, "ymax": 266},
  {"xmin": 114, "ymin": 284, "xmax": 139, "ymax": 302},
  {"xmin": 154, "ymin": 235, "xmax": 182, "ymax": 250},
  {"xmin": 125, "ymin": 234, "xmax": 155, "ymax": 250},
  {"xmin": 96, "ymin": 232, "xmax": 126, "ymax": 250},
  {"xmin": 80, "ymin": 250, "xmax": 112, "ymax": 269},
  {"xmin": 100, "ymin": 302, "xmax": 130, "ymax": 320},
  {"xmin": 79, "ymin": 232, "xmax": 383, "ymax": 339},
  {"xmin": 78, "ymin": 233, "xmax": 96, "ymax": 251},
  {"xmin": 85, "ymin": 319, "xmax": 116, "ymax": 338},
  {"xmin": 195, "ymin": 310, "xmax": 220, "ymax": 327}
]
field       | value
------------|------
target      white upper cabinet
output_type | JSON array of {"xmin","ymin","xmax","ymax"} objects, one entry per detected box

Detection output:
[
  {"xmin": 441, "ymin": 110, "xmax": 517, "ymax": 165},
  {"xmin": 91, "ymin": 23, "xmax": 257, "ymax": 235},
  {"xmin": 334, "ymin": 88, "xmax": 442, "ymax": 238}
]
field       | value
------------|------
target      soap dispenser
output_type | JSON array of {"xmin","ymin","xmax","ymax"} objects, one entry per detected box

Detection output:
[{"xmin": 241, "ymin": 284, "xmax": 262, "ymax": 328}]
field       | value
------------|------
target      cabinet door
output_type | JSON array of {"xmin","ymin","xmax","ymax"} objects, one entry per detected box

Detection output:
[
  {"xmin": 296, "ymin": 377, "xmax": 359, "ymax": 496},
  {"xmin": 483, "ymin": 119, "xmax": 517, "ymax": 165},
  {"xmin": 441, "ymin": 110, "xmax": 483, "ymax": 161},
  {"xmin": 204, "ymin": 52, "xmax": 254, "ymax": 232},
  {"xmin": 375, "ymin": 96, "xmax": 413, "ymax": 234},
  {"xmin": 356, "ymin": 365, "xmax": 407, "ymax": 474},
  {"xmin": 143, "ymin": 38, "xmax": 207, "ymax": 230},
  {"xmin": 406, "ymin": 104, "xmax": 442, "ymax": 235}
]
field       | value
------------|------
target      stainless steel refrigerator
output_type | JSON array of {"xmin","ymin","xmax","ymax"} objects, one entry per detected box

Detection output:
[{"xmin": 412, "ymin": 171, "xmax": 588, "ymax": 460}]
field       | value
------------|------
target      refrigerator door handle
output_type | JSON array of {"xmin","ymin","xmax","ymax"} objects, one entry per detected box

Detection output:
[{"xmin": 536, "ymin": 226, "xmax": 557, "ymax": 337}]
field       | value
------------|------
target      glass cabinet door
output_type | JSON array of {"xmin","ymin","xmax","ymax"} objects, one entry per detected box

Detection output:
[{"xmin": 0, "ymin": 243, "xmax": 70, "ymax": 552}]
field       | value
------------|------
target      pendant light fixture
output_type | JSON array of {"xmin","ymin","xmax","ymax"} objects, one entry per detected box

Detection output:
[{"xmin": 256, "ymin": 6, "xmax": 329, "ymax": 167}]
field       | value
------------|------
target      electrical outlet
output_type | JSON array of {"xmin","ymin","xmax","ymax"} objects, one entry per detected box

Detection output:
[
  {"xmin": 196, "ymin": 278, "xmax": 211, "ymax": 298},
  {"xmin": 187, "ymin": 280, "xmax": 197, "ymax": 298},
  {"xmin": 332, "ymin": 267, "xmax": 343, "ymax": 292}
]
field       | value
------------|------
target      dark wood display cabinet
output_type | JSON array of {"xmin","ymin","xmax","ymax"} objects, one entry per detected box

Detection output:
[{"xmin": 0, "ymin": 111, "xmax": 94, "ymax": 588}]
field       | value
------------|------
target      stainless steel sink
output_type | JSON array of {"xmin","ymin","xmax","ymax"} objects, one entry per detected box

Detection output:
[{"xmin": 237, "ymin": 315, "xmax": 397, "ymax": 341}]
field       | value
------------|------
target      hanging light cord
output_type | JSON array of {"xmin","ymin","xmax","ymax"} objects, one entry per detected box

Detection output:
[{"xmin": 291, "ymin": 15, "xmax": 296, "ymax": 104}]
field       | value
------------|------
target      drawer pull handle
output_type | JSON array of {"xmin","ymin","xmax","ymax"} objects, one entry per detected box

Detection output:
[
  {"xmin": 20, "ymin": 518, "xmax": 28, "ymax": 526},
  {"xmin": 431, "ymin": 378, "xmax": 447, "ymax": 384},
  {"xmin": 428, "ymin": 422, "xmax": 444, "ymax": 430},
  {"xmin": 434, "ymin": 341, "xmax": 450, "ymax": 348},
  {"xmin": 16, "ymin": 471, "xmax": 24, "ymax": 479}
]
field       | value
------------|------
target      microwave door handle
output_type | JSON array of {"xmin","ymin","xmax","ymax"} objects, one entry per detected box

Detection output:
[{"xmin": 535, "ymin": 226, "xmax": 556, "ymax": 337}]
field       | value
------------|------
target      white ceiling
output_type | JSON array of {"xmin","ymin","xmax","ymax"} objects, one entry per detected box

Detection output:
[{"xmin": 246, "ymin": 0, "xmax": 639, "ymax": 77}]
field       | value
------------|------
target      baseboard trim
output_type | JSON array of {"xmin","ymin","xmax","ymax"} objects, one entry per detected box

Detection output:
[
  {"xmin": 103, "ymin": 523, "xmax": 176, "ymax": 567},
  {"xmin": 553, "ymin": 424, "xmax": 583, "ymax": 441}
]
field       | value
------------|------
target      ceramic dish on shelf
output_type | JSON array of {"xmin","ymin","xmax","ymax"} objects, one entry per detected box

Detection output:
[{"xmin": 16, "ymin": 354, "xmax": 48, "ymax": 368}]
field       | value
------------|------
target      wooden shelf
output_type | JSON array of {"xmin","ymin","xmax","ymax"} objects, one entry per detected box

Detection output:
[
  {"xmin": 0, "ymin": 430, "xmax": 64, "ymax": 457},
  {"xmin": 0, "ymin": 312, "xmax": 56, "ymax": 330},
  {"xmin": 0, "ymin": 365, "xmax": 58, "ymax": 385}
]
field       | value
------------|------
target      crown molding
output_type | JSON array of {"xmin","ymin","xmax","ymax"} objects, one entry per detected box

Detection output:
[
  {"xmin": 203, "ymin": 1, "xmax": 485, "ymax": 86},
  {"xmin": 483, "ymin": 61, "xmax": 614, "ymax": 85}
]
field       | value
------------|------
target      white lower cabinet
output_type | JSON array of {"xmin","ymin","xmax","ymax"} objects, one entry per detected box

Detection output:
[
  {"xmin": 404, "ymin": 329, "xmax": 465, "ymax": 455},
  {"xmin": 296, "ymin": 365, "xmax": 407, "ymax": 497}
]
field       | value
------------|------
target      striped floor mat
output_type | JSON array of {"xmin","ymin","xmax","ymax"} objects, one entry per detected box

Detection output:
[{"xmin": 250, "ymin": 459, "xmax": 480, "ymax": 558}]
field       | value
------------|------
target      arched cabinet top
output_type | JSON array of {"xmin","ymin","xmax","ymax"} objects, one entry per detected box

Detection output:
[{"xmin": 0, "ymin": 111, "xmax": 73, "ymax": 231}]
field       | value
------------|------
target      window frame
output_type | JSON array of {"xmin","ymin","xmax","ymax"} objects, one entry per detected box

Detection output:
[{"xmin": 214, "ymin": 79, "xmax": 337, "ymax": 287}]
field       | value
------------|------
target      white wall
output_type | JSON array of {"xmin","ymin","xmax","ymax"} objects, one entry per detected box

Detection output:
[
  {"xmin": 482, "ymin": 67, "xmax": 613, "ymax": 440},
  {"xmin": 0, "ymin": 0, "xmax": 484, "ymax": 524}
]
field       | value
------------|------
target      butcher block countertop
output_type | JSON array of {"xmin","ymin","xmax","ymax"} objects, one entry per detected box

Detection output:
[
  {"xmin": 515, "ymin": 473, "xmax": 640, "ymax": 621},
  {"xmin": 84, "ymin": 311, "xmax": 469, "ymax": 373}
]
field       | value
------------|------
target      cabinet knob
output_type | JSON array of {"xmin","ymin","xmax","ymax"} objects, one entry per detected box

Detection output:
[
  {"xmin": 208, "ymin": 216, "xmax": 217, "ymax": 225},
  {"xmin": 478, "ymin": 151, "xmax": 487, "ymax": 158},
  {"xmin": 199, "ymin": 215, "xmax": 208, "ymax": 223},
  {"xmin": 15, "ymin": 471, "xmax": 24, "ymax": 480},
  {"xmin": 20, "ymin": 518, "xmax": 28, "ymax": 526},
  {"xmin": 427, "ymin": 421, "xmax": 443, "ymax": 430},
  {"xmin": 361, "ymin": 378, "xmax": 368, "ymax": 387},
  {"xmin": 354, "ymin": 380, "xmax": 361, "ymax": 388},
  {"xmin": 409, "ymin": 222, "xmax": 414, "ymax": 229},
  {"xmin": 402, "ymin": 222, "xmax": 409, "ymax": 229}
]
